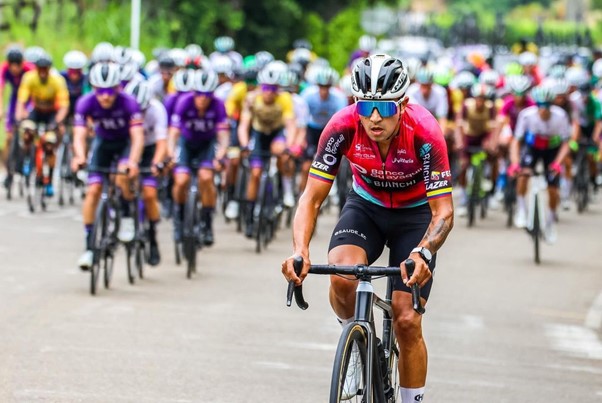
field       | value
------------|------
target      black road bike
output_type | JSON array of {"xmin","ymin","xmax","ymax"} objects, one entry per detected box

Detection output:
[{"xmin": 286, "ymin": 257, "xmax": 424, "ymax": 403}]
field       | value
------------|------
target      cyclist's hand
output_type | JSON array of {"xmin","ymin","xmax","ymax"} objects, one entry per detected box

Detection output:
[
  {"xmin": 289, "ymin": 144, "xmax": 303, "ymax": 158},
  {"xmin": 507, "ymin": 163, "xmax": 521, "ymax": 177},
  {"xmin": 549, "ymin": 161, "xmax": 562, "ymax": 176},
  {"xmin": 402, "ymin": 255, "xmax": 431, "ymax": 288},
  {"xmin": 240, "ymin": 146, "xmax": 250, "ymax": 159},
  {"xmin": 127, "ymin": 161, "xmax": 139, "ymax": 179},
  {"xmin": 282, "ymin": 254, "xmax": 310, "ymax": 286},
  {"xmin": 71, "ymin": 156, "xmax": 86, "ymax": 173}
]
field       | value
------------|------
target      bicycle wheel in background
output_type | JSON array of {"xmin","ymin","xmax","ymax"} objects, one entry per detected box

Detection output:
[
  {"xmin": 103, "ymin": 249, "xmax": 115, "ymax": 289},
  {"xmin": 126, "ymin": 244, "xmax": 136, "ymax": 284},
  {"xmin": 467, "ymin": 168, "xmax": 479, "ymax": 228},
  {"xmin": 575, "ymin": 150, "xmax": 589, "ymax": 213},
  {"xmin": 330, "ymin": 323, "xmax": 371, "ymax": 403},
  {"xmin": 255, "ymin": 174, "xmax": 268, "ymax": 254},
  {"xmin": 504, "ymin": 177, "xmax": 516, "ymax": 228},
  {"xmin": 386, "ymin": 338, "xmax": 400, "ymax": 403},
  {"xmin": 533, "ymin": 193, "xmax": 541, "ymax": 265}
]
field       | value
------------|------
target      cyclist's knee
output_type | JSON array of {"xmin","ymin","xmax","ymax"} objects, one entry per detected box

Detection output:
[
  {"xmin": 86, "ymin": 184, "xmax": 102, "ymax": 199},
  {"xmin": 173, "ymin": 173, "xmax": 189, "ymax": 189},
  {"xmin": 142, "ymin": 186, "xmax": 157, "ymax": 202},
  {"xmin": 392, "ymin": 300, "xmax": 423, "ymax": 341},
  {"xmin": 329, "ymin": 275, "xmax": 357, "ymax": 298},
  {"xmin": 198, "ymin": 169, "xmax": 214, "ymax": 185}
]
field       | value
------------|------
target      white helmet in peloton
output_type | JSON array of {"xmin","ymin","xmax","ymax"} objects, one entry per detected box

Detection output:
[
  {"xmin": 63, "ymin": 50, "xmax": 88, "ymax": 70},
  {"xmin": 89, "ymin": 62, "xmax": 121, "ymax": 88},
  {"xmin": 350, "ymin": 54, "xmax": 410, "ymax": 100},
  {"xmin": 124, "ymin": 80, "xmax": 152, "ymax": 110},
  {"xmin": 193, "ymin": 69, "xmax": 219, "ymax": 92}
]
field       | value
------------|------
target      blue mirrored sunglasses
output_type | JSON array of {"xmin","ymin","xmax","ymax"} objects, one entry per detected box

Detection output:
[{"xmin": 356, "ymin": 99, "xmax": 403, "ymax": 118}]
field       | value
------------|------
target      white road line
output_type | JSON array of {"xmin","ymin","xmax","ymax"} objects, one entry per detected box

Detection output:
[
  {"xmin": 585, "ymin": 290, "xmax": 602, "ymax": 330},
  {"xmin": 545, "ymin": 323, "xmax": 602, "ymax": 360}
]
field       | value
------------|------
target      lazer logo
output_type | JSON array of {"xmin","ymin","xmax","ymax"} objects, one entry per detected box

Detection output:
[{"xmin": 311, "ymin": 160, "xmax": 330, "ymax": 171}]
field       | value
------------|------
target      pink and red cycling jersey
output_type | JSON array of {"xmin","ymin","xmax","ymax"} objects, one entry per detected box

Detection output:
[
  {"xmin": 309, "ymin": 103, "xmax": 452, "ymax": 209},
  {"xmin": 499, "ymin": 95, "xmax": 535, "ymax": 131}
]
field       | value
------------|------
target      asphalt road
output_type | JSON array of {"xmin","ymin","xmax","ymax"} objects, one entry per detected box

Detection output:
[{"xmin": 0, "ymin": 191, "xmax": 601, "ymax": 403}]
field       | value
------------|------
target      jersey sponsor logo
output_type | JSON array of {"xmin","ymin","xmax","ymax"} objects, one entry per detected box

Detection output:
[
  {"xmin": 334, "ymin": 228, "xmax": 367, "ymax": 240},
  {"xmin": 373, "ymin": 179, "xmax": 417, "ymax": 189},
  {"xmin": 323, "ymin": 153, "xmax": 337, "ymax": 166},
  {"xmin": 392, "ymin": 157, "xmax": 414, "ymax": 164},
  {"xmin": 355, "ymin": 144, "xmax": 371, "ymax": 153},
  {"xmin": 351, "ymin": 162, "xmax": 368, "ymax": 175},
  {"xmin": 311, "ymin": 160, "xmax": 331, "ymax": 172},
  {"xmin": 419, "ymin": 143, "xmax": 432, "ymax": 158},
  {"xmin": 370, "ymin": 167, "xmax": 421, "ymax": 181},
  {"xmin": 353, "ymin": 152, "xmax": 376, "ymax": 159},
  {"xmin": 397, "ymin": 148, "xmax": 407, "ymax": 155},
  {"xmin": 426, "ymin": 180, "xmax": 449, "ymax": 191},
  {"xmin": 415, "ymin": 395, "xmax": 424, "ymax": 402},
  {"xmin": 99, "ymin": 117, "xmax": 127, "ymax": 130},
  {"xmin": 422, "ymin": 152, "xmax": 431, "ymax": 184},
  {"xmin": 441, "ymin": 170, "xmax": 451, "ymax": 178},
  {"xmin": 325, "ymin": 133, "xmax": 345, "ymax": 154},
  {"xmin": 431, "ymin": 171, "xmax": 440, "ymax": 180}
]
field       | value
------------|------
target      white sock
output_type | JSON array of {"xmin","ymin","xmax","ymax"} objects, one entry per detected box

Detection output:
[
  {"xmin": 458, "ymin": 187, "xmax": 467, "ymax": 205},
  {"xmin": 282, "ymin": 177, "xmax": 293, "ymax": 195},
  {"xmin": 336, "ymin": 316, "xmax": 353, "ymax": 327},
  {"xmin": 398, "ymin": 386, "xmax": 425, "ymax": 402},
  {"xmin": 560, "ymin": 177, "xmax": 571, "ymax": 200},
  {"xmin": 517, "ymin": 196, "xmax": 526, "ymax": 213}
]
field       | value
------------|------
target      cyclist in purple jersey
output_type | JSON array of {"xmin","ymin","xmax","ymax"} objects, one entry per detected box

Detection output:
[
  {"xmin": 168, "ymin": 70, "xmax": 229, "ymax": 246},
  {"xmin": 164, "ymin": 69, "xmax": 194, "ymax": 126},
  {"xmin": 71, "ymin": 62, "xmax": 144, "ymax": 270},
  {"xmin": 0, "ymin": 47, "xmax": 35, "ymax": 134}
]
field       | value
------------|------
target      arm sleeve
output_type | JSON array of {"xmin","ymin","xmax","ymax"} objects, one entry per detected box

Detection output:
[
  {"xmin": 309, "ymin": 109, "xmax": 353, "ymax": 184},
  {"xmin": 17, "ymin": 73, "xmax": 32, "ymax": 103},
  {"xmin": 73, "ymin": 97, "xmax": 89, "ymax": 127},
  {"xmin": 416, "ymin": 115, "xmax": 452, "ymax": 199},
  {"xmin": 153, "ymin": 102, "xmax": 168, "ymax": 141},
  {"xmin": 128, "ymin": 100, "xmax": 143, "ymax": 127}
]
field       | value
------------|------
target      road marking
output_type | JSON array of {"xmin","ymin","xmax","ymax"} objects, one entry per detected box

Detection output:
[
  {"xmin": 545, "ymin": 323, "xmax": 602, "ymax": 360},
  {"xmin": 585, "ymin": 290, "xmax": 602, "ymax": 330}
]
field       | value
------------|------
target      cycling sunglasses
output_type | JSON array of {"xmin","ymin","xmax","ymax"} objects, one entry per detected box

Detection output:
[
  {"xmin": 94, "ymin": 87, "xmax": 117, "ymax": 96},
  {"xmin": 194, "ymin": 91, "xmax": 213, "ymax": 97},
  {"xmin": 356, "ymin": 99, "xmax": 404, "ymax": 118},
  {"xmin": 536, "ymin": 101, "xmax": 551, "ymax": 109}
]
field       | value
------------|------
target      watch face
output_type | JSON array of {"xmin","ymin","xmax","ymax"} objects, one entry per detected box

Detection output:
[{"xmin": 422, "ymin": 248, "xmax": 432, "ymax": 261}]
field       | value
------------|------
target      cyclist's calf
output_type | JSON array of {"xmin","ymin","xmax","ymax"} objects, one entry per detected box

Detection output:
[
  {"xmin": 328, "ymin": 245, "xmax": 367, "ymax": 320},
  {"xmin": 83, "ymin": 183, "xmax": 102, "ymax": 224}
]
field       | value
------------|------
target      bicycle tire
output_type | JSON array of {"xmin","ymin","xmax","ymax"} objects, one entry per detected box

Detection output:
[
  {"xmin": 386, "ymin": 338, "xmax": 400, "ymax": 403},
  {"xmin": 330, "ymin": 323, "xmax": 372, "ymax": 403},
  {"xmin": 467, "ymin": 167, "xmax": 479, "ymax": 228},
  {"xmin": 126, "ymin": 244, "xmax": 136, "ymax": 284},
  {"xmin": 533, "ymin": 193, "xmax": 540, "ymax": 265},
  {"xmin": 183, "ymin": 189, "xmax": 198, "ymax": 278},
  {"xmin": 255, "ymin": 175, "xmax": 268, "ymax": 254},
  {"xmin": 103, "ymin": 250, "xmax": 114, "ymax": 289},
  {"xmin": 135, "ymin": 239, "xmax": 145, "ymax": 279},
  {"xmin": 89, "ymin": 199, "xmax": 107, "ymax": 295},
  {"xmin": 174, "ymin": 241, "xmax": 181, "ymax": 265}
]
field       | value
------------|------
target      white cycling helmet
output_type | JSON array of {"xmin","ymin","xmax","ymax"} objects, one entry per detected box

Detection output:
[
  {"xmin": 214, "ymin": 36, "xmax": 235, "ymax": 53},
  {"xmin": 452, "ymin": 71, "xmax": 476, "ymax": 89},
  {"xmin": 506, "ymin": 74, "xmax": 532, "ymax": 95},
  {"xmin": 258, "ymin": 61, "xmax": 287, "ymax": 85},
  {"xmin": 173, "ymin": 68, "xmax": 195, "ymax": 92},
  {"xmin": 89, "ymin": 62, "xmax": 121, "ymax": 88},
  {"xmin": 479, "ymin": 69, "xmax": 500, "ymax": 87},
  {"xmin": 358, "ymin": 35, "xmax": 377, "ymax": 52},
  {"xmin": 313, "ymin": 66, "xmax": 339, "ymax": 86},
  {"xmin": 131, "ymin": 49, "xmax": 146, "ymax": 70},
  {"xmin": 112, "ymin": 46, "xmax": 132, "ymax": 65},
  {"xmin": 24, "ymin": 46, "xmax": 46, "ymax": 64},
  {"xmin": 290, "ymin": 48, "xmax": 312, "ymax": 66},
  {"xmin": 185, "ymin": 43, "xmax": 203, "ymax": 59},
  {"xmin": 530, "ymin": 85, "xmax": 555, "ymax": 103},
  {"xmin": 404, "ymin": 57, "xmax": 422, "ymax": 81},
  {"xmin": 124, "ymin": 80, "xmax": 152, "ymax": 110},
  {"xmin": 211, "ymin": 55, "xmax": 234, "ymax": 75},
  {"xmin": 351, "ymin": 54, "xmax": 410, "ymax": 100},
  {"xmin": 119, "ymin": 62, "xmax": 139, "ymax": 82},
  {"xmin": 566, "ymin": 66, "xmax": 589, "ymax": 87},
  {"xmin": 542, "ymin": 77, "xmax": 569, "ymax": 96},
  {"xmin": 194, "ymin": 69, "xmax": 219, "ymax": 92},
  {"xmin": 255, "ymin": 51, "xmax": 274, "ymax": 70},
  {"xmin": 518, "ymin": 51, "xmax": 538, "ymax": 66},
  {"xmin": 63, "ymin": 50, "xmax": 88, "ymax": 70},
  {"xmin": 592, "ymin": 59, "xmax": 602, "ymax": 79},
  {"xmin": 91, "ymin": 42, "xmax": 114, "ymax": 63},
  {"xmin": 169, "ymin": 48, "xmax": 188, "ymax": 68},
  {"xmin": 339, "ymin": 74, "xmax": 354, "ymax": 98}
]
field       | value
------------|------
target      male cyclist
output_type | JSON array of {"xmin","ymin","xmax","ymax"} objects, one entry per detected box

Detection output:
[
  {"xmin": 16, "ymin": 53, "xmax": 70, "ymax": 196},
  {"xmin": 71, "ymin": 62, "xmax": 144, "ymax": 270},
  {"xmin": 0, "ymin": 46, "xmax": 34, "ymax": 190},
  {"xmin": 238, "ymin": 62, "xmax": 297, "ymax": 237},
  {"xmin": 61, "ymin": 50, "xmax": 90, "ymax": 121},
  {"xmin": 509, "ymin": 85, "xmax": 571, "ymax": 243},
  {"xmin": 406, "ymin": 67, "xmax": 449, "ymax": 130},
  {"xmin": 168, "ymin": 70, "xmax": 229, "ymax": 247},
  {"xmin": 299, "ymin": 66, "xmax": 347, "ymax": 192},
  {"xmin": 282, "ymin": 54, "xmax": 454, "ymax": 403},
  {"xmin": 125, "ymin": 80, "xmax": 167, "ymax": 265}
]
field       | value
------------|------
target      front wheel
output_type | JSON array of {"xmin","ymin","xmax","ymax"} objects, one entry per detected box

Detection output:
[
  {"xmin": 533, "ymin": 193, "xmax": 541, "ymax": 265},
  {"xmin": 330, "ymin": 323, "xmax": 372, "ymax": 403}
]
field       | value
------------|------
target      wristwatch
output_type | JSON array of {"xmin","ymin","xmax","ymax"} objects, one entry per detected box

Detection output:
[{"xmin": 411, "ymin": 247, "xmax": 432, "ymax": 264}]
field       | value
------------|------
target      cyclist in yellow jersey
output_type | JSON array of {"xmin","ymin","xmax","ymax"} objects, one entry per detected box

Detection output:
[
  {"xmin": 16, "ymin": 53, "xmax": 69, "ymax": 197},
  {"xmin": 238, "ymin": 62, "xmax": 296, "ymax": 238},
  {"xmin": 16, "ymin": 54, "xmax": 69, "ymax": 128}
]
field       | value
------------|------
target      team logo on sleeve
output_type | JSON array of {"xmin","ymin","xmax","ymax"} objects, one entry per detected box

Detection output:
[{"xmin": 419, "ymin": 143, "xmax": 432, "ymax": 158}]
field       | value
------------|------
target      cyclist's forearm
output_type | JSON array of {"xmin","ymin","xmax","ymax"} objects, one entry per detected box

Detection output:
[
  {"xmin": 292, "ymin": 200, "xmax": 319, "ymax": 256},
  {"xmin": 73, "ymin": 127, "xmax": 87, "ymax": 160},
  {"xmin": 15, "ymin": 102, "xmax": 26, "ymax": 121},
  {"xmin": 128, "ymin": 126, "xmax": 144, "ymax": 164},
  {"xmin": 152, "ymin": 139, "xmax": 167, "ymax": 165},
  {"xmin": 593, "ymin": 121, "xmax": 602, "ymax": 143},
  {"xmin": 554, "ymin": 142, "xmax": 570, "ymax": 165},
  {"xmin": 510, "ymin": 138, "xmax": 520, "ymax": 166},
  {"xmin": 237, "ymin": 114, "xmax": 251, "ymax": 147},
  {"xmin": 216, "ymin": 129, "xmax": 229, "ymax": 158},
  {"xmin": 419, "ymin": 201, "xmax": 454, "ymax": 254},
  {"xmin": 56, "ymin": 106, "xmax": 69, "ymax": 124},
  {"xmin": 167, "ymin": 127, "xmax": 180, "ymax": 155}
]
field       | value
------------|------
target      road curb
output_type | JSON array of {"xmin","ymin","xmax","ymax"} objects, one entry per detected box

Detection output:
[{"xmin": 585, "ymin": 290, "xmax": 602, "ymax": 331}]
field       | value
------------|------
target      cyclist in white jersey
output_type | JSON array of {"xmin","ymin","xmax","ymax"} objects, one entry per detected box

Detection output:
[
  {"xmin": 406, "ymin": 67, "xmax": 448, "ymax": 129},
  {"xmin": 509, "ymin": 86, "xmax": 571, "ymax": 243},
  {"xmin": 125, "ymin": 80, "xmax": 168, "ymax": 265}
]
